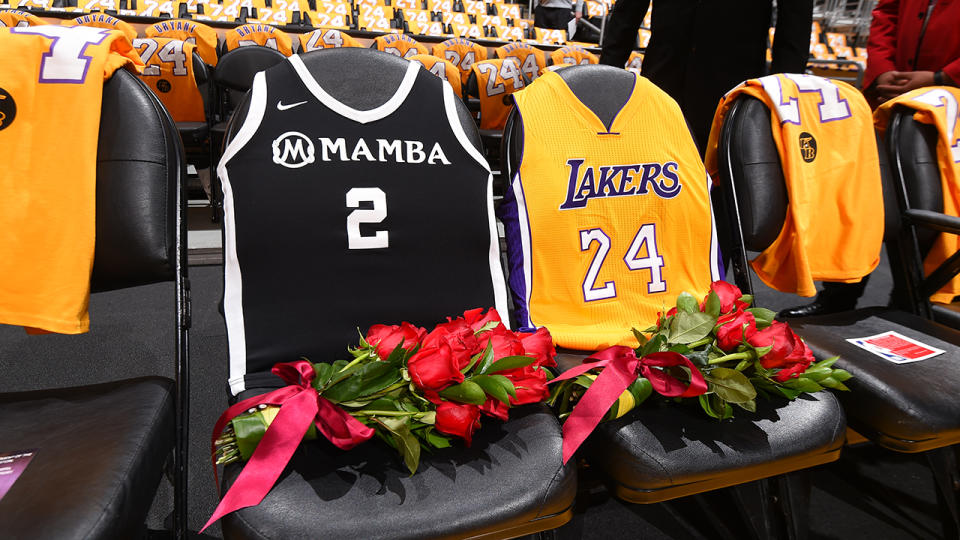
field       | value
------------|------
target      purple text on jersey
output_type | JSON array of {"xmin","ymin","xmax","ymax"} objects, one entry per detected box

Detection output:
[{"xmin": 559, "ymin": 158, "xmax": 682, "ymax": 210}]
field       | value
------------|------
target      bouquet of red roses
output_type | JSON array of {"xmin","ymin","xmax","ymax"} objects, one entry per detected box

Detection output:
[
  {"xmin": 204, "ymin": 308, "xmax": 557, "ymax": 530},
  {"xmin": 549, "ymin": 281, "xmax": 851, "ymax": 463}
]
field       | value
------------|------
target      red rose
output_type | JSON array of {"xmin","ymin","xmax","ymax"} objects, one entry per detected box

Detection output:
[
  {"xmin": 517, "ymin": 327, "xmax": 557, "ymax": 368},
  {"xmin": 715, "ymin": 309, "xmax": 757, "ymax": 351},
  {"xmin": 477, "ymin": 324, "xmax": 525, "ymax": 359},
  {"xmin": 706, "ymin": 280, "xmax": 746, "ymax": 314},
  {"xmin": 407, "ymin": 342, "xmax": 464, "ymax": 391},
  {"xmin": 502, "ymin": 365, "xmax": 550, "ymax": 405},
  {"xmin": 479, "ymin": 398, "xmax": 509, "ymax": 421},
  {"xmin": 423, "ymin": 320, "xmax": 478, "ymax": 369},
  {"xmin": 459, "ymin": 307, "xmax": 503, "ymax": 332},
  {"xmin": 747, "ymin": 321, "xmax": 814, "ymax": 381},
  {"xmin": 435, "ymin": 401, "xmax": 482, "ymax": 445},
  {"xmin": 366, "ymin": 322, "xmax": 426, "ymax": 359},
  {"xmin": 657, "ymin": 307, "xmax": 678, "ymax": 326}
]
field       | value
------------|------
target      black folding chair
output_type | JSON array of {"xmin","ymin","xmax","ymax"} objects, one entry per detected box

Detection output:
[
  {"xmin": 717, "ymin": 94, "xmax": 960, "ymax": 537},
  {"xmin": 0, "ymin": 69, "xmax": 190, "ymax": 539},
  {"xmin": 213, "ymin": 48, "xmax": 575, "ymax": 539},
  {"xmin": 501, "ymin": 65, "xmax": 846, "ymax": 538}
]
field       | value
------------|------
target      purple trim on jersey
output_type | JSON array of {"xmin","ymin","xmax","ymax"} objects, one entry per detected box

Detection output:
[
  {"xmin": 497, "ymin": 104, "xmax": 535, "ymax": 331},
  {"xmin": 13, "ymin": 27, "xmax": 109, "ymax": 85},
  {"xmin": 709, "ymin": 181, "xmax": 726, "ymax": 281}
]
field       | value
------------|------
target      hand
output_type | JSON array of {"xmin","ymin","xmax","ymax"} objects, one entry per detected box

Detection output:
[
  {"xmin": 875, "ymin": 70, "xmax": 936, "ymax": 99},
  {"xmin": 575, "ymin": 10, "xmax": 582, "ymax": 20}
]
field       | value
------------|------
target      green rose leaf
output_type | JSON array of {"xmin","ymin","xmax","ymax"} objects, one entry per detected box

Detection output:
[
  {"xmin": 782, "ymin": 376, "xmax": 824, "ymax": 393},
  {"xmin": 641, "ymin": 333, "xmax": 667, "ymax": 356},
  {"xmin": 738, "ymin": 294, "xmax": 754, "ymax": 306},
  {"xmin": 831, "ymin": 369, "xmax": 852, "ymax": 382},
  {"xmin": 705, "ymin": 290, "xmax": 722, "ymax": 317},
  {"xmin": 439, "ymin": 380, "xmax": 487, "ymax": 405},
  {"xmin": 490, "ymin": 374, "xmax": 518, "ymax": 398},
  {"xmin": 698, "ymin": 393, "xmax": 733, "ymax": 420},
  {"xmin": 686, "ymin": 349, "xmax": 711, "ymax": 367},
  {"xmin": 668, "ymin": 311, "xmax": 716, "ymax": 344},
  {"xmin": 819, "ymin": 377, "xmax": 851, "ymax": 391},
  {"xmin": 676, "ymin": 291, "xmax": 700, "ymax": 313},
  {"xmin": 735, "ymin": 399, "xmax": 757, "ymax": 413},
  {"xmin": 631, "ymin": 328, "xmax": 649, "ymax": 347},
  {"xmin": 812, "ymin": 356, "xmax": 839, "ymax": 370},
  {"xmin": 474, "ymin": 341, "xmax": 495, "ymax": 374},
  {"xmin": 484, "ymin": 355, "xmax": 535, "ymax": 374},
  {"xmin": 312, "ymin": 362, "xmax": 336, "ymax": 391},
  {"xmin": 775, "ymin": 386, "xmax": 804, "ymax": 400},
  {"xmin": 705, "ymin": 367, "xmax": 757, "ymax": 403},
  {"xmin": 423, "ymin": 427, "xmax": 452, "ymax": 448},
  {"xmin": 747, "ymin": 308, "xmax": 776, "ymax": 328},
  {"xmin": 377, "ymin": 417, "xmax": 421, "ymax": 475},
  {"xmin": 322, "ymin": 361, "xmax": 400, "ymax": 403},
  {"xmin": 474, "ymin": 375, "xmax": 512, "ymax": 405}
]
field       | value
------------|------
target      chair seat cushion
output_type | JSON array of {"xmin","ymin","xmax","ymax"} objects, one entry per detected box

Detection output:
[
  {"xmin": 0, "ymin": 377, "xmax": 175, "ymax": 539},
  {"xmin": 585, "ymin": 392, "xmax": 844, "ymax": 503},
  {"xmin": 220, "ymin": 402, "xmax": 575, "ymax": 540},
  {"xmin": 789, "ymin": 307, "xmax": 960, "ymax": 452}
]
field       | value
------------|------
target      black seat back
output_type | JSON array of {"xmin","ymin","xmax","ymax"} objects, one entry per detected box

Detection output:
[
  {"xmin": 214, "ymin": 46, "xmax": 286, "ymax": 119},
  {"xmin": 192, "ymin": 51, "xmax": 212, "ymax": 119},
  {"xmin": 92, "ymin": 68, "xmax": 185, "ymax": 292},
  {"xmin": 717, "ymin": 95, "xmax": 894, "ymax": 294}
]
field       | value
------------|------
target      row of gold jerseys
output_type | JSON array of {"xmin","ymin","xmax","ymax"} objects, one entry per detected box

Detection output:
[{"xmin": 0, "ymin": 0, "xmax": 611, "ymax": 44}]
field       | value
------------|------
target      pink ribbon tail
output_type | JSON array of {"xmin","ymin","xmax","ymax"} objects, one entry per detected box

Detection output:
[{"xmin": 556, "ymin": 346, "xmax": 640, "ymax": 464}]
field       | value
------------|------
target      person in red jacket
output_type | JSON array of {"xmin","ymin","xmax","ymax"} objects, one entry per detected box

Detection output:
[{"xmin": 862, "ymin": 0, "xmax": 960, "ymax": 109}]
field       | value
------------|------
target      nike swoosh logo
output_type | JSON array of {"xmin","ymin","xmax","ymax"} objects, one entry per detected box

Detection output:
[{"xmin": 276, "ymin": 100, "xmax": 308, "ymax": 111}]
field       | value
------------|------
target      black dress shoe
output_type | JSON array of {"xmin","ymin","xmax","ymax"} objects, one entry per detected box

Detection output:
[{"xmin": 778, "ymin": 299, "xmax": 855, "ymax": 319}]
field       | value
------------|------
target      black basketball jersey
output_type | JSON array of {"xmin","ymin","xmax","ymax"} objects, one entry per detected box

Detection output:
[{"xmin": 219, "ymin": 55, "xmax": 508, "ymax": 395}]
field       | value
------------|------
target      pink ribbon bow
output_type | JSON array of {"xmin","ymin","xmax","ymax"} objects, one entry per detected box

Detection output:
[
  {"xmin": 550, "ymin": 346, "xmax": 708, "ymax": 464},
  {"xmin": 202, "ymin": 360, "xmax": 375, "ymax": 531}
]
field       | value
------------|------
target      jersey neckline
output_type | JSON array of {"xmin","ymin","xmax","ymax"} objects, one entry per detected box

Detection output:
[
  {"xmin": 288, "ymin": 55, "xmax": 420, "ymax": 124},
  {"xmin": 542, "ymin": 69, "xmax": 639, "ymax": 134}
]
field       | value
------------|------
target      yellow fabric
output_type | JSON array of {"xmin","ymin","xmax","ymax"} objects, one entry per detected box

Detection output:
[
  {"xmin": 471, "ymin": 58, "xmax": 527, "ymax": 130},
  {"xmin": 0, "ymin": 26, "xmax": 143, "ymax": 334},
  {"xmin": 495, "ymin": 41, "xmax": 545, "ymax": 81},
  {"xmin": 66, "ymin": 13, "xmax": 138, "ymax": 42},
  {"xmin": 132, "ymin": 37, "xmax": 205, "ymax": 122},
  {"xmin": 408, "ymin": 54, "xmax": 462, "ymax": 97},
  {"xmin": 372, "ymin": 33, "xmax": 428, "ymax": 59},
  {"xmin": 513, "ymin": 71, "xmax": 717, "ymax": 349},
  {"xmin": 625, "ymin": 51, "xmax": 643, "ymax": 70},
  {"xmin": 298, "ymin": 28, "xmax": 360, "ymax": 51},
  {"xmin": 0, "ymin": 9, "xmax": 47, "ymax": 27},
  {"xmin": 432, "ymin": 37, "xmax": 487, "ymax": 86},
  {"xmin": 876, "ymin": 87, "xmax": 960, "ymax": 303},
  {"xmin": 224, "ymin": 23, "xmax": 293, "ymax": 56},
  {"xmin": 549, "ymin": 45, "xmax": 598, "ymax": 67},
  {"xmin": 146, "ymin": 19, "xmax": 219, "ymax": 66},
  {"xmin": 705, "ymin": 73, "xmax": 883, "ymax": 297}
]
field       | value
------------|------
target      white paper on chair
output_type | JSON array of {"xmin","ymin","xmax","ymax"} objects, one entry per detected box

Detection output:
[{"xmin": 846, "ymin": 331, "xmax": 945, "ymax": 363}]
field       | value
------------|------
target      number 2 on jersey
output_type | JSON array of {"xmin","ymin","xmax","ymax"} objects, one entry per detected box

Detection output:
[
  {"xmin": 580, "ymin": 223, "xmax": 665, "ymax": 302},
  {"xmin": 346, "ymin": 187, "xmax": 388, "ymax": 249}
]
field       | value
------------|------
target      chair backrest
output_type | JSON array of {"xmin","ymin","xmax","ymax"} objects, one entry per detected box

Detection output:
[
  {"xmin": 214, "ymin": 45, "xmax": 287, "ymax": 119},
  {"xmin": 716, "ymin": 94, "xmax": 893, "ymax": 294},
  {"xmin": 467, "ymin": 58, "xmax": 529, "ymax": 131},
  {"xmin": 219, "ymin": 48, "xmax": 506, "ymax": 394},
  {"xmin": 92, "ymin": 68, "xmax": 186, "ymax": 293}
]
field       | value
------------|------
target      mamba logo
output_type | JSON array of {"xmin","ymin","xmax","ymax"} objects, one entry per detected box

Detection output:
[
  {"xmin": 799, "ymin": 132, "xmax": 817, "ymax": 163},
  {"xmin": 272, "ymin": 131, "xmax": 315, "ymax": 168},
  {"xmin": 0, "ymin": 88, "xmax": 15, "ymax": 131}
]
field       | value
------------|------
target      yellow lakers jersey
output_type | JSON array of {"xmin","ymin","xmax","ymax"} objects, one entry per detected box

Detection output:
[
  {"xmin": 372, "ymin": 33, "xmax": 428, "ymax": 59},
  {"xmin": 0, "ymin": 26, "xmax": 143, "ymax": 334},
  {"xmin": 432, "ymin": 37, "xmax": 487, "ymax": 86},
  {"xmin": 132, "ymin": 37, "xmax": 205, "ymax": 122},
  {"xmin": 549, "ymin": 45, "xmax": 598, "ymax": 67},
  {"xmin": 0, "ymin": 9, "xmax": 46, "ymax": 27},
  {"xmin": 471, "ymin": 58, "xmax": 527, "ymax": 131},
  {"xmin": 298, "ymin": 28, "xmax": 361, "ymax": 51},
  {"xmin": 224, "ymin": 23, "xmax": 293, "ymax": 56},
  {"xmin": 66, "ymin": 13, "xmax": 138, "ymax": 42},
  {"xmin": 146, "ymin": 19, "xmax": 219, "ymax": 66},
  {"xmin": 705, "ymin": 73, "xmax": 884, "ymax": 297},
  {"xmin": 408, "ymin": 53, "xmax": 462, "ymax": 97},
  {"xmin": 876, "ymin": 87, "xmax": 960, "ymax": 303},
  {"xmin": 495, "ymin": 41, "xmax": 545, "ymax": 81},
  {"xmin": 502, "ymin": 70, "xmax": 720, "ymax": 350}
]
